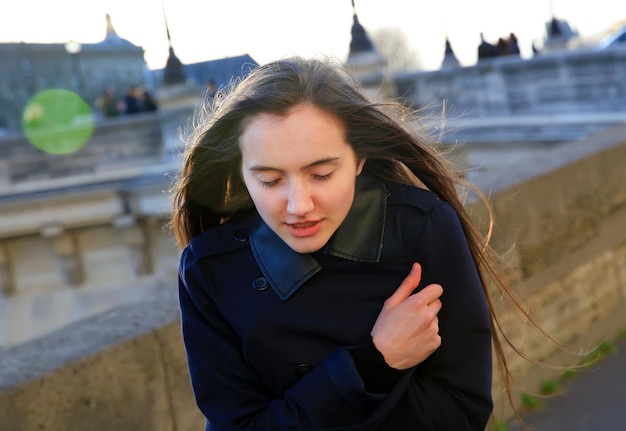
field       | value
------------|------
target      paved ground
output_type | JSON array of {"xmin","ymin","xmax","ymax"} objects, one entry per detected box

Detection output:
[{"xmin": 507, "ymin": 338, "xmax": 626, "ymax": 431}]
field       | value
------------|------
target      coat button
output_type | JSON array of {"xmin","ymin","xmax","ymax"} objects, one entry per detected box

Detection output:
[
  {"xmin": 234, "ymin": 228, "xmax": 249, "ymax": 242},
  {"xmin": 295, "ymin": 363, "xmax": 312, "ymax": 378},
  {"xmin": 252, "ymin": 277, "xmax": 268, "ymax": 291}
]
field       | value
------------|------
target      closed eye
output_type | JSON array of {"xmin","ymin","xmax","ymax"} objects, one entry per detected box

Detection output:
[
  {"xmin": 260, "ymin": 178, "xmax": 281, "ymax": 188},
  {"xmin": 312, "ymin": 172, "xmax": 333, "ymax": 181}
]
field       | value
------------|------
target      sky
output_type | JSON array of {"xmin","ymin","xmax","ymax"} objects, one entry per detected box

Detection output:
[{"xmin": 2, "ymin": 0, "xmax": 626, "ymax": 71}]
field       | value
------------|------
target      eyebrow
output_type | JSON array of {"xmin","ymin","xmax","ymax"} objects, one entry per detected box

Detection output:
[{"xmin": 249, "ymin": 157, "xmax": 340, "ymax": 172}]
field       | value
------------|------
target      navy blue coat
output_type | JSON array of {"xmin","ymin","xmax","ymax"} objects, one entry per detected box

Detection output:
[{"xmin": 178, "ymin": 173, "xmax": 493, "ymax": 430}]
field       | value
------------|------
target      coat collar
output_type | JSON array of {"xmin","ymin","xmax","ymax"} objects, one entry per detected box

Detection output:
[{"xmin": 249, "ymin": 172, "xmax": 387, "ymax": 301}]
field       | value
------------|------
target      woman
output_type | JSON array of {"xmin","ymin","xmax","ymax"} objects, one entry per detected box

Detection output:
[{"xmin": 172, "ymin": 56, "xmax": 506, "ymax": 430}]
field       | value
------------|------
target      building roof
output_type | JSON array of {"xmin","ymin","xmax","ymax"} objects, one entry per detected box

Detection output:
[
  {"xmin": 86, "ymin": 14, "xmax": 143, "ymax": 53},
  {"xmin": 152, "ymin": 54, "xmax": 258, "ymax": 90}
]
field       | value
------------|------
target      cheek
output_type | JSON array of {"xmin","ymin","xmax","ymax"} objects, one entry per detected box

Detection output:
[
  {"xmin": 242, "ymin": 175, "xmax": 263, "ymax": 203},
  {"xmin": 248, "ymin": 187, "xmax": 283, "ymax": 217},
  {"xmin": 322, "ymin": 182, "xmax": 355, "ymax": 212}
]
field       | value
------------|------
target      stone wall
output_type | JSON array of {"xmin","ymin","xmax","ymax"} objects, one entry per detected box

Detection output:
[
  {"xmin": 469, "ymin": 125, "xmax": 626, "ymax": 416},
  {"xmin": 0, "ymin": 288, "xmax": 203, "ymax": 431},
  {"xmin": 395, "ymin": 48, "xmax": 626, "ymax": 143},
  {"xmin": 0, "ymin": 215, "xmax": 178, "ymax": 346},
  {"xmin": 0, "ymin": 113, "xmax": 165, "ymax": 186},
  {"xmin": 1, "ymin": 125, "xmax": 625, "ymax": 429},
  {"xmin": 0, "ymin": 112, "xmax": 181, "ymax": 347},
  {"xmin": 397, "ymin": 48, "xmax": 626, "ymax": 117}
]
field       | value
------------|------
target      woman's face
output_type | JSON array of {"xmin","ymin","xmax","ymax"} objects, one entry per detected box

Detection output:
[{"xmin": 240, "ymin": 104, "xmax": 364, "ymax": 254}]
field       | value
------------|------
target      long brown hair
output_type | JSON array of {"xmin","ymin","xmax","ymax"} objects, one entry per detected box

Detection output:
[{"xmin": 171, "ymin": 56, "xmax": 528, "ymax": 423}]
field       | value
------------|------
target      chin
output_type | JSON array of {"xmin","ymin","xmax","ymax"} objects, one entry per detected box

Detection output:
[
  {"xmin": 288, "ymin": 244, "xmax": 324, "ymax": 254},
  {"xmin": 284, "ymin": 238, "xmax": 327, "ymax": 254}
]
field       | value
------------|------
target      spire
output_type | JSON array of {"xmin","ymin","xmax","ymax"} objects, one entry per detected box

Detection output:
[
  {"xmin": 349, "ymin": 0, "xmax": 375, "ymax": 56},
  {"xmin": 99, "ymin": 13, "xmax": 136, "ymax": 47},
  {"xmin": 441, "ymin": 37, "xmax": 459, "ymax": 69},
  {"xmin": 105, "ymin": 14, "xmax": 117, "ymax": 39},
  {"xmin": 161, "ymin": 0, "xmax": 186, "ymax": 85},
  {"xmin": 345, "ymin": 1, "xmax": 393, "ymax": 101}
]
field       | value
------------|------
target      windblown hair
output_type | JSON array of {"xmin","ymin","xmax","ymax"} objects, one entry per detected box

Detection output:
[
  {"xmin": 172, "ymin": 56, "xmax": 460, "ymax": 246},
  {"xmin": 170, "ymin": 56, "xmax": 526, "ymax": 423}
]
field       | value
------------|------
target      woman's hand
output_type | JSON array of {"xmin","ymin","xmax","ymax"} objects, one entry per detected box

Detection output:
[{"xmin": 371, "ymin": 262, "xmax": 442, "ymax": 370}]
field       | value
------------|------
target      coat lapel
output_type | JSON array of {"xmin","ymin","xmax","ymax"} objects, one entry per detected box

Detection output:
[
  {"xmin": 249, "ymin": 216, "xmax": 321, "ymax": 301},
  {"xmin": 249, "ymin": 172, "xmax": 387, "ymax": 301}
]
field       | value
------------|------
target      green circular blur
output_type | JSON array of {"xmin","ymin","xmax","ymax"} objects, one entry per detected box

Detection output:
[{"xmin": 22, "ymin": 89, "xmax": 94, "ymax": 154}]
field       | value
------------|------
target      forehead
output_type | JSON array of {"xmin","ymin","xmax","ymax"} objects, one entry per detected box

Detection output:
[
  {"xmin": 239, "ymin": 105, "xmax": 349, "ymax": 159},
  {"xmin": 242, "ymin": 104, "xmax": 342, "ymax": 133}
]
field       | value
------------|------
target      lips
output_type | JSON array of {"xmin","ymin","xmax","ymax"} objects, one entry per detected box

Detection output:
[
  {"xmin": 290, "ymin": 221, "xmax": 317, "ymax": 228},
  {"xmin": 286, "ymin": 220, "xmax": 322, "ymax": 237}
]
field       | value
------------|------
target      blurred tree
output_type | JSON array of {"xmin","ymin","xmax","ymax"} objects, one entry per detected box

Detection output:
[{"xmin": 371, "ymin": 27, "xmax": 423, "ymax": 72}]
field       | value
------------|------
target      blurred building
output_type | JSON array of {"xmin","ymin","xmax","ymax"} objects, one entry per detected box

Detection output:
[
  {"xmin": 540, "ymin": 16, "xmax": 579, "ymax": 52},
  {"xmin": 552, "ymin": 20, "xmax": 626, "ymax": 52},
  {"xmin": 161, "ymin": 54, "xmax": 258, "ymax": 95},
  {"xmin": 0, "ymin": 14, "xmax": 147, "ymax": 131},
  {"xmin": 345, "ymin": 2, "xmax": 396, "ymax": 100},
  {"xmin": 0, "ymin": 14, "xmax": 258, "ymax": 133}
]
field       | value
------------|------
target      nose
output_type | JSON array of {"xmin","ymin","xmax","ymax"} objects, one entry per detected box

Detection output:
[{"xmin": 286, "ymin": 181, "xmax": 314, "ymax": 216}]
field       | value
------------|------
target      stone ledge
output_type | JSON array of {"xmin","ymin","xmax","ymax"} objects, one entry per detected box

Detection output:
[
  {"xmin": 0, "ymin": 284, "xmax": 204, "ymax": 431},
  {"xmin": 468, "ymin": 122, "xmax": 626, "ymax": 195},
  {"xmin": 0, "ymin": 284, "xmax": 178, "ymax": 389}
]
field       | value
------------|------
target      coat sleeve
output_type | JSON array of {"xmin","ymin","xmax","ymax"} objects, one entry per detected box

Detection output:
[
  {"xmin": 178, "ymin": 248, "xmax": 389, "ymax": 431},
  {"xmin": 380, "ymin": 200, "xmax": 493, "ymax": 430}
]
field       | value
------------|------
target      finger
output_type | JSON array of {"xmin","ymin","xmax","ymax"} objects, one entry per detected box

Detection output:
[
  {"xmin": 411, "ymin": 283, "xmax": 443, "ymax": 305},
  {"xmin": 429, "ymin": 298, "xmax": 443, "ymax": 314},
  {"xmin": 386, "ymin": 263, "xmax": 422, "ymax": 306}
]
